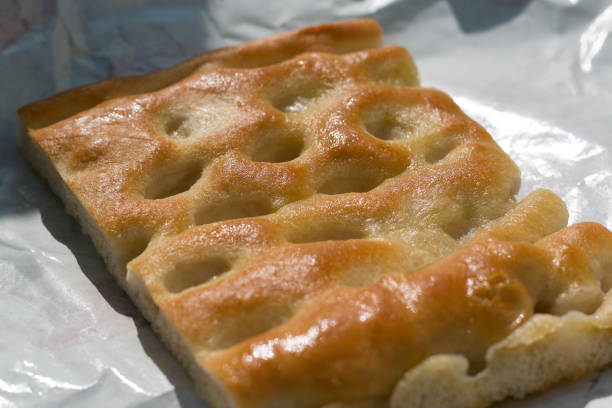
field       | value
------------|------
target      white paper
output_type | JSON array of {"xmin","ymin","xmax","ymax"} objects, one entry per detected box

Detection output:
[{"xmin": 1, "ymin": 1, "xmax": 611, "ymax": 407}]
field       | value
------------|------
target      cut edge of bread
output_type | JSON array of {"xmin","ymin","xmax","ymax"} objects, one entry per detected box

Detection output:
[
  {"xmin": 127, "ymin": 266, "xmax": 237, "ymax": 408},
  {"xmin": 17, "ymin": 123, "xmax": 123, "ymax": 281},
  {"xmin": 18, "ymin": 121, "xmax": 236, "ymax": 408}
]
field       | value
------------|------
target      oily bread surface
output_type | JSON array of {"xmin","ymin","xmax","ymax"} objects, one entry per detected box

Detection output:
[
  {"xmin": 19, "ymin": 19, "xmax": 423, "ymax": 278},
  {"xmin": 196, "ymin": 222, "xmax": 612, "ymax": 408},
  {"xmin": 17, "ymin": 18, "xmax": 612, "ymax": 408}
]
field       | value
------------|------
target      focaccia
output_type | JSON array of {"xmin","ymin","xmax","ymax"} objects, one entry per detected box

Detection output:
[{"xmin": 17, "ymin": 19, "xmax": 612, "ymax": 408}]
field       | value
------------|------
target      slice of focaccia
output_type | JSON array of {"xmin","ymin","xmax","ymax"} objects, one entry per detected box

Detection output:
[{"xmin": 17, "ymin": 19, "xmax": 612, "ymax": 408}]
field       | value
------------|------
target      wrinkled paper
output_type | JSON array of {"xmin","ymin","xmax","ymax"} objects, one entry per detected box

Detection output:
[{"xmin": 1, "ymin": 0, "xmax": 611, "ymax": 407}]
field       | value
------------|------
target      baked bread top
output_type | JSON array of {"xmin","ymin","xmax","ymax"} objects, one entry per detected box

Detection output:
[
  {"xmin": 18, "ymin": 19, "xmax": 530, "ymax": 279},
  {"xmin": 18, "ymin": 19, "xmax": 612, "ymax": 408},
  {"xmin": 196, "ymin": 221, "xmax": 612, "ymax": 407},
  {"xmin": 20, "ymin": 19, "xmax": 425, "ymax": 274}
]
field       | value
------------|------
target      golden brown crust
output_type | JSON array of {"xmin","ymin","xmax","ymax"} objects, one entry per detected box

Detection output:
[
  {"xmin": 199, "ymin": 223, "xmax": 612, "ymax": 408},
  {"xmin": 17, "ymin": 18, "xmax": 612, "ymax": 408},
  {"xmin": 22, "ymin": 39, "xmax": 424, "ymax": 274}
]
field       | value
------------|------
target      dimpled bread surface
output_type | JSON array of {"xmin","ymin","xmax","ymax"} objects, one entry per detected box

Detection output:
[{"xmin": 17, "ymin": 19, "xmax": 612, "ymax": 408}]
